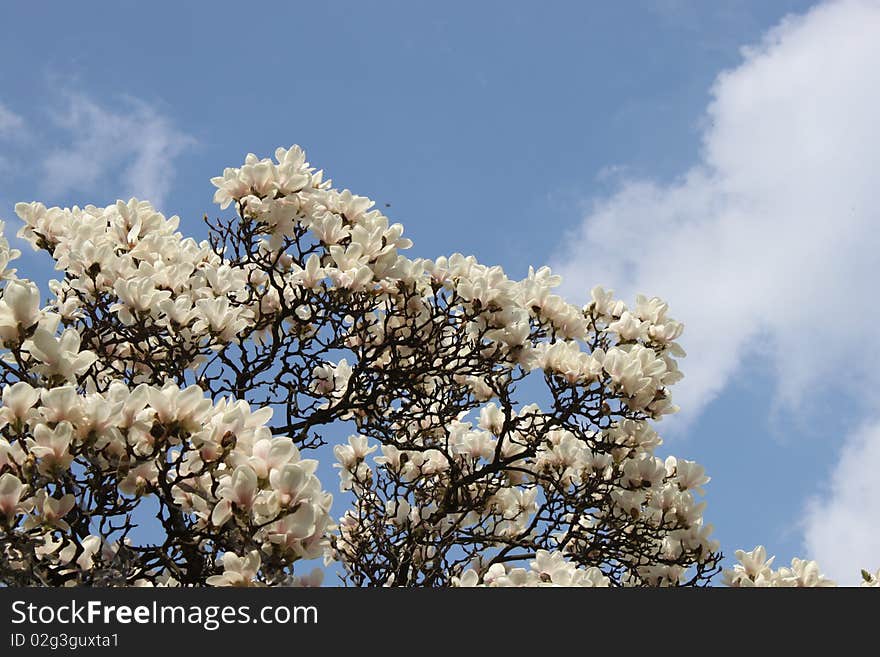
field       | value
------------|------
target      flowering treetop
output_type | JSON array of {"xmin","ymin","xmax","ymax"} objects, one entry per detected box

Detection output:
[{"xmin": 0, "ymin": 146, "xmax": 863, "ymax": 586}]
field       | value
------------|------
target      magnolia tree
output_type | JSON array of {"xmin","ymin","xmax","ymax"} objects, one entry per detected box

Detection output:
[{"xmin": 0, "ymin": 146, "xmax": 872, "ymax": 587}]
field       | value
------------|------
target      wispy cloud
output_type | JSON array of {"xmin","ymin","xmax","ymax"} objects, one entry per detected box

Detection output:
[
  {"xmin": 551, "ymin": 0, "xmax": 880, "ymax": 578},
  {"xmin": 1, "ymin": 91, "xmax": 192, "ymax": 212},
  {"xmin": 804, "ymin": 421, "xmax": 880, "ymax": 584},
  {"xmin": 42, "ymin": 93, "xmax": 194, "ymax": 210},
  {"xmin": 0, "ymin": 102, "xmax": 25, "ymax": 138}
]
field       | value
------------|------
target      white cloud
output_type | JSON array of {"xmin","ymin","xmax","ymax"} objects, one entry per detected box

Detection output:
[
  {"xmin": 804, "ymin": 421, "xmax": 880, "ymax": 584},
  {"xmin": 553, "ymin": 0, "xmax": 880, "ymax": 425},
  {"xmin": 551, "ymin": 0, "xmax": 880, "ymax": 580},
  {"xmin": 0, "ymin": 103, "xmax": 25, "ymax": 138},
  {"xmin": 42, "ymin": 94, "xmax": 193, "ymax": 210}
]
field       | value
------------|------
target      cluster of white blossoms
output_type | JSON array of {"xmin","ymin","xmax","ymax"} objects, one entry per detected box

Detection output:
[
  {"xmin": 330, "ymin": 393, "xmax": 719, "ymax": 585},
  {"xmin": 453, "ymin": 550, "xmax": 609, "ymax": 587},
  {"xmin": 723, "ymin": 546, "xmax": 837, "ymax": 587},
  {"xmin": 202, "ymin": 146, "xmax": 880, "ymax": 587},
  {"xmin": 0, "ymin": 377, "xmax": 332, "ymax": 585},
  {"xmin": 1, "ymin": 145, "xmax": 873, "ymax": 586},
  {"xmin": 14, "ymin": 199, "xmax": 254, "ymax": 381},
  {"xmin": 208, "ymin": 147, "xmax": 685, "ymax": 418},
  {"xmin": 0, "ymin": 207, "xmax": 333, "ymax": 583}
]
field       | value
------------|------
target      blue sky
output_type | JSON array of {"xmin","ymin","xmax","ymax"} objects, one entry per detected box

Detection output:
[{"xmin": 2, "ymin": 0, "xmax": 878, "ymax": 583}]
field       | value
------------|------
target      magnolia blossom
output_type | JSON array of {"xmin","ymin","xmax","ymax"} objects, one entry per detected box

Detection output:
[
  {"xmin": 0, "ymin": 472, "xmax": 28, "ymax": 524},
  {"xmin": 23, "ymin": 324, "xmax": 97, "ymax": 383},
  {"xmin": 334, "ymin": 435, "xmax": 377, "ymax": 492},
  {"xmin": 28, "ymin": 422, "xmax": 75, "ymax": 475},
  {"xmin": 310, "ymin": 360, "xmax": 352, "ymax": 401},
  {"xmin": 147, "ymin": 382, "xmax": 213, "ymax": 433},
  {"xmin": 206, "ymin": 551, "xmax": 262, "ymax": 587},
  {"xmin": 0, "ymin": 280, "xmax": 41, "ymax": 340},
  {"xmin": 24, "ymin": 491, "xmax": 75, "ymax": 531},
  {"xmin": 0, "ymin": 382, "xmax": 39, "ymax": 427},
  {"xmin": 212, "ymin": 465, "xmax": 259, "ymax": 525}
]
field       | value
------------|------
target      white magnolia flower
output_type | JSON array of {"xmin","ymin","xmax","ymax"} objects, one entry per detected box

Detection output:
[
  {"xmin": 24, "ymin": 491, "xmax": 75, "ymax": 531},
  {"xmin": 606, "ymin": 311, "xmax": 646, "ymax": 341},
  {"xmin": 148, "ymin": 382, "xmax": 213, "ymax": 433},
  {"xmin": 0, "ymin": 437, "xmax": 26, "ymax": 469},
  {"xmin": 28, "ymin": 421, "xmax": 75, "ymax": 475},
  {"xmin": 288, "ymin": 567, "xmax": 324, "ymax": 588},
  {"xmin": 248, "ymin": 437, "xmax": 298, "ymax": 480},
  {"xmin": 589, "ymin": 285, "xmax": 626, "ymax": 317},
  {"xmin": 39, "ymin": 386, "xmax": 85, "ymax": 424},
  {"xmin": 0, "ymin": 381, "xmax": 39, "ymax": 427},
  {"xmin": 214, "ymin": 465, "xmax": 259, "ymax": 524},
  {"xmin": 0, "ymin": 472, "xmax": 28, "ymax": 524},
  {"xmin": 0, "ymin": 280, "xmax": 42, "ymax": 339},
  {"xmin": 269, "ymin": 461, "xmax": 320, "ymax": 508},
  {"xmin": 206, "ymin": 551, "xmax": 262, "ymax": 587},
  {"xmin": 23, "ymin": 325, "xmax": 97, "ymax": 383}
]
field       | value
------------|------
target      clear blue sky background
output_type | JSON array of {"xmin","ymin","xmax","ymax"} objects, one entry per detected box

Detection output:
[{"xmin": 4, "ymin": 0, "xmax": 871, "ymax": 583}]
